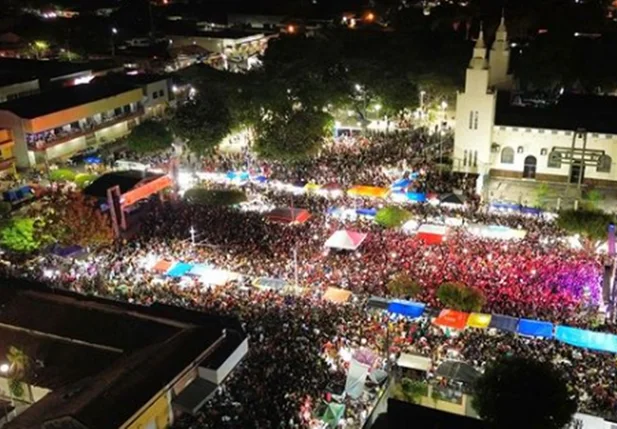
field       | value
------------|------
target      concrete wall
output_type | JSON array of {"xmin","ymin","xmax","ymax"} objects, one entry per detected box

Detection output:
[{"xmin": 0, "ymin": 80, "xmax": 39, "ymax": 103}]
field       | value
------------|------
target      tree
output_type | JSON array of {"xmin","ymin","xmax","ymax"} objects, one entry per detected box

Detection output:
[
  {"xmin": 254, "ymin": 110, "xmax": 333, "ymax": 162},
  {"xmin": 534, "ymin": 183, "xmax": 553, "ymax": 209},
  {"xmin": 7, "ymin": 346, "xmax": 33, "ymax": 403},
  {"xmin": 171, "ymin": 94, "xmax": 232, "ymax": 154},
  {"xmin": 556, "ymin": 209, "xmax": 614, "ymax": 253},
  {"xmin": 582, "ymin": 189, "xmax": 604, "ymax": 211},
  {"xmin": 473, "ymin": 356, "xmax": 577, "ymax": 429},
  {"xmin": 437, "ymin": 282, "xmax": 485, "ymax": 312},
  {"xmin": 392, "ymin": 378, "xmax": 429, "ymax": 404},
  {"xmin": 184, "ymin": 189, "xmax": 247, "ymax": 206},
  {"xmin": 40, "ymin": 191, "xmax": 113, "ymax": 248},
  {"xmin": 0, "ymin": 218, "xmax": 44, "ymax": 253},
  {"xmin": 387, "ymin": 273, "xmax": 422, "ymax": 298},
  {"xmin": 125, "ymin": 120, "xmax": 172, "ymax": 153},
  {"xmin": 49, "ymin": 168, "xmax": 76, "ymax": 182},
  {"xmin": 375, "ymin": 206, "xmax": 412, "ymax": 228}
]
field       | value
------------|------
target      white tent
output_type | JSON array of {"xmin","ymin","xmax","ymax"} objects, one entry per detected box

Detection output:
[
  {"xmin": 324, "ymin": 230, "xmax": 368, "ymax": 251},
  {"xmin": 417, "ymin": 224, "xmax": 449, "ymax": 235},
  {"xmin": 397, "ymin": 353, "xmax": 432, "ymax": 372}
]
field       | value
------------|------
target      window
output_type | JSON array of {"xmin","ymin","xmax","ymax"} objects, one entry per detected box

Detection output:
[
  {"xmin": 565, "ymin": 131, "xmax": 572, "ymax": 136},
  {"xmin": 159, "ymin": 89, "xmax": 165, "ymax": 97},
  {"xmin": 547, "ymin": 151, "xmax": 562, "ymax": 168},
  {"xmin": 114, "ymin": 107, "xmax": 122, "ymax": 116},
  {"xmin": 597, "ymin": 154, "xmax": 612, "ymax": 173},
  {"xmin": 463, "ymin": 150, "xmax": 468, "ymax": 167},
  {"xmin": 552, "ymin": 130, "xmax": 558, "ymax": 134},
  {"xmin": 540, "ymin": 148, "xmax": 547, "ymax": 156},
  {"xmin": 123, "ymin": 105, "xmax": 131, "ymax": 114},
  {"xmin": 525, "ymin": 128, "xmax": 532, "ymax": 133},
  {"xmin": 592, "ymin": 133, "xmax": 599, "ymax": 138},
  {"xmin": 501, "ymin": 147, "xmax": 514, "ymax": 164},
  {"xmin": 468, "ymin": 111, "xmax": 473, "ymax": 129},
  {"xmin": 539, "ymin": 129, "xmax": 545, "ymax": 134},
  {"xmin": 517, "ymin": 146, "xmax": 524, "ymax": 154},
  {"xmin": 153, "ymin": 91, "xmax": 159, "ymax": 99},
  {"xmin": 473, "ymin": 150, "xmax": 478, "ymax": 167},
  {"xmin": 473, "ymin": 111, "xmax": 479, "ymax": 130}
]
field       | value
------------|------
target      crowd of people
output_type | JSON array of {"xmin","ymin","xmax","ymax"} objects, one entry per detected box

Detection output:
[{"xmin": 2, "ymin": 128, "xmax": 616, "ymax": 428}]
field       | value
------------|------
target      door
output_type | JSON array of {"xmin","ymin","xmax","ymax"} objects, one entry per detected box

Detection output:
[
  {"xmin": 570, "ymin": 161, "xmax": 585, "ymax": 184},
  {"xmin": 523, "ymin": 155, "xmax": 537, "ymax": 179}
]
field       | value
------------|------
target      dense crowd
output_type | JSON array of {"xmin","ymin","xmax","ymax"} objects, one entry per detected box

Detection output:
[{"xmin": 2, "ymin": 128, "xmax": 615, "ymax": 428}]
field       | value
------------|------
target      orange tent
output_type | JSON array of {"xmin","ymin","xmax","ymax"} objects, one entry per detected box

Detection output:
[
  {"xmin": 152, "ymin": 259, "xmax": 173, "ymax": 273},
  {"xmin": 265, "ymin": 208, "xmax": 312, "ymax": 224},
  {"xmin": 323, "ymin": 287, "xmax": 352, "ymax": 304},
  {"xmin": 434, "ymin": 309, "xmax": 469, "ymax": 330},
  {"xmin": 347, "ymin": 186, "xmax": 389, "ymax": 199}
]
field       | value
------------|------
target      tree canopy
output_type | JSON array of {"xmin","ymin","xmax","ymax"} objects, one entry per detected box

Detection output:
[
  {"xmin": 0, "ymin": 218, "xmax": 44, "ymax": 253},
  {"xmin": 375, "ymin": 206, "xmax": 412, "ymax": 229},
  {"xmin": 556, "ymin": 209, "xmax": 613, "ymax": 253},
  {"xmin": 473, "ymin": 356, "xmax": 577, "ymax": 429},
  {"xmin": 254, "ymin": 110, "xmax": 333, "ymax": 162},
  {"xmin": 125, "ymin": 120, "xmax": 173, "ymax": 153},
  {"xmin": 387, "ymin": 273, "xmax": 422, "ymax": 299},
  {"xmin": 171, "ymin": 94, "xmax": 232, "ymax": 154},
  {"xmin": 437, "ymin": 282, "xmax": 485, "ymax": 312}
]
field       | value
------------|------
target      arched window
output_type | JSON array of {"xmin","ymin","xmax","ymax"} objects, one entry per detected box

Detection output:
[
  {"xmin": 547, "ymin": 151, "xmax": 562, "ymax": 169},
  {"xmin": 597, "ymin": 154, "xmax": 612, "ymax": 173},
  {"xmin": 501, "ymin": 146, "xmax": 514, "ymax": 164}
]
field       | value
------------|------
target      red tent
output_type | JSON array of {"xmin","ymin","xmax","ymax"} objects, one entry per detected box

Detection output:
[
  {"xmin": 416, "ymin": 224, "xmax": 448, "ymax": 245},
  {"xmin": 265, "ymin": 208, "xmax": 311, "ymax": 224},
  {"xmin": 434, "ymin": 309, "xmax": 469, "ymax": 330}
]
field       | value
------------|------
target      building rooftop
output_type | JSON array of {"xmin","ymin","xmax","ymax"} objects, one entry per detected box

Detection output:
[
  {"xmin": 169, "ymin": 28, "xmax": 266, "ymax": 39},
  {"xmin": 93, "ymin": 72, "xmax": 170, "ymax": 87},
  {"xmin": 0, "ymin": 59, "xmax": 115, "ymax": 80},
  {"xmin": 0, "ymin": 74, "xmax": 38, "ymax": 88},
  {"xmin": 1, "ymin": 279, "xmax": 244, "ymax": 429},
  {"xmin": 0, "ymin": 81, "xmax": 139, "ymax": 119},
  {"xmin": 495, "ymin": 91, "xmax": 617, "ymax": 135}
]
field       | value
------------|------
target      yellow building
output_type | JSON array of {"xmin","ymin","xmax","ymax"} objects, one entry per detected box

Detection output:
[
  {"xmin": 0, "ymin": 128, "xmax": 17, "ymax": 177},
  {"xmin": 0, "ymin": 82, "xmax": 145, "ymax": 168}
]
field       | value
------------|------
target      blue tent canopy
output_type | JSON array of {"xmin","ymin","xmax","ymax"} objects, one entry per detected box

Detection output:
[
  {"xmin": 521, "ymin": 206, "xmax": 542, "ymax": 215},
  {"xmin": 226, "ymin": 171, "xmax": 236, "ymax": 180},
  {"xmin": 488, "ymin": 314, "xmax": 519, "ymax": 333},
  {"xmin": 391, "ymin": 178, "xmax": 411, "ymax": 191},
  {"xmin": 490, "ymin": 201, "xmax": 520, "ymax": 211},
  {"xmin": 167, "ymin": 262, "xmax": 193, "ymax": 277},
  {"xmin": 239, "ymin": 172, "xmax": 250, "ymax": 181},
  {"xmin": 356, "ymin": 208, "xmax": 377, "ymax": 217},
  {"xmin": 406, "ymin": 192, "xmax": 426, "ymax": 203},
  {"xmin": 555, "ymin": 326, "xmax": 617, "ymax": 353},
  {"xmin": 253, "ymin": 175, "xmax": 268, "ymax": 183},
  {"xmin": 517, "ymin": 319, "xmax": 553, "ymax": 338},
  {"xmin": 387, "ymin": 300, "xmax": 425, "ymax": 318},
  {"xmin": 84, "ymin": 156, "xmax": 102, "ymax": 164},
  {"xmin": 188, "ymin": 263, "xmax": 213, "ymax": 277}
]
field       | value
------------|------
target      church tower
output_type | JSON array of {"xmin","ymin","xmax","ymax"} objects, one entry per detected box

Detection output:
[
  {"xmin": 489, "ymin": 12, "xmax": 513, "ymax": 90},
  {"xmin": 453, "ymin": 23, "xmax": 497, "ymax": 181}
]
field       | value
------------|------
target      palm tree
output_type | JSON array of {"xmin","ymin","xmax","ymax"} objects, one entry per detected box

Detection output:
[{"xmin": 6, "ymin": 347, "xmax": 33, "ymax": 403}]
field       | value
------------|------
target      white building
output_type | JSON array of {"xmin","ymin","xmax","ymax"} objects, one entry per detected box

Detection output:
[{"xmin": 454, "ymin": 15, "xmax": 617, "ymax": 188}]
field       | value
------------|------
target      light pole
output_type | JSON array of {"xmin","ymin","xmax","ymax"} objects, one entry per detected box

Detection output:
[
  {"xmin": 190, "ymin": 226, "xmax": 195, "ymax": 246},
  {"xmin": 111, "ymin": 27, "xmax": 118, "ymax": 57},
  {"xmin": 355, "ymin": 83, "xmax": 367, "ymax": 123},
  {"xmin": 293, "ymin": 246, "xmax": 299, "ymax": 288},
  {"xmin": 420, "ymin": 90, "xmax": 426, "ymax": 110}
]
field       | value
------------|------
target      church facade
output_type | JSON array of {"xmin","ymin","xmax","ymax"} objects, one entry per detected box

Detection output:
[{"xmin": 453, "ymin": 16, "xmax": 617, "ymax": 188}]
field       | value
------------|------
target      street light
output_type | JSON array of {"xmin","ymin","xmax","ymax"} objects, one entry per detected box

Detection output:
[
  {"xmin": 111, "ymin": 28, "xmax": 118, "ymax": 57},
  {"xmin": 190, "ymin": 226, "xmax": 195, "ymax": 246},
  {"xmin": 0, "ymin": 363, "xmax": 9, "ymax": 374}
]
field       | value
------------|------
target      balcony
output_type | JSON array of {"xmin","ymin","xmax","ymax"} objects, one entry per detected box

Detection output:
[{"xmin": 27, "ymin": 107, "xmax": 144, "ymax": 152}]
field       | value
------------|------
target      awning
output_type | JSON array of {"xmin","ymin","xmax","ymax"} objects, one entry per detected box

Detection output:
[
  {"xmin": 323, "ymin": 287, "xmax": 352, "ymax": 303},
  {"xmin": 253, "ymin": 277, "xmax": 289, "ymax": 291},
  {"xmin": 555, "ymin": 326, "xmax": 617, "ymax": 353},
  {"xmin": 172, "ymin": 378, "xmax": 218, "ymax": 415},
  {"xmin": 436, "ymin": 360, "xmax": 480, "ymax": 384},
  {"xmin": 387, "ymin": 300, "xmax": 425, "ymax": 318},
  {"xmin": 324, "ymin": 230, "xmax": 368, "ymax": 251},
  {"xmin": 304, "ymin": 183, "xmax": 321, "ymax": 193},
  {"xmin": 265, "ymin": 208, "xmax": 311, "ymax": 224},
  {"xmin": 355, "ymin": 208, "xmax": 377, "ymax": 217},
  {"xmin": 440, "ymin": 193, "xmax": 466, "ymax": 205},
  {"xmin": 153, "ymin": 259, "xmax": 173, "ymax": 273},
  {"xmin": 434, "ymin": 309, "xmax": 469, "ymax": 330},
  {"xmin": 167, "ymin": 262, "xmax": 193, "ymax": 277},
  {"xmin": 467, "ymin": 313, "xmax": 492, "ymax": 328},
  {"xmin": 488, "ymin": 314, "xmax": 519, "ymax": 333},
  {"xmin": 396, "ymin": 353, "xmax": 432, "ymax": 372},
  {"xmin": 347, "ymin": 185, "xmax": 390, "ymax": 199},
  {"xmin": 321, "ymin": 403, "xmax": 346, "ymax": 429},
  {"xmin": 367, "ymin": 296, "xmax": 390, "ymax": 310},
  {"xmin": 517, "ymin": 319, "xmax": 553, "ymax": 338},
  {"xmin": 417, "ymin": 224, "xmax": 448, "ymax": 245},
  {"xmin": 391, "ymin": 178, "xmax": 411, "ymax": 192}
]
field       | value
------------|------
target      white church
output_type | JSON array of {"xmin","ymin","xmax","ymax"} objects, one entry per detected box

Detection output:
[{"xmin": 454, "ymin": 16, "xmax": 617, "ymax": 188}]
